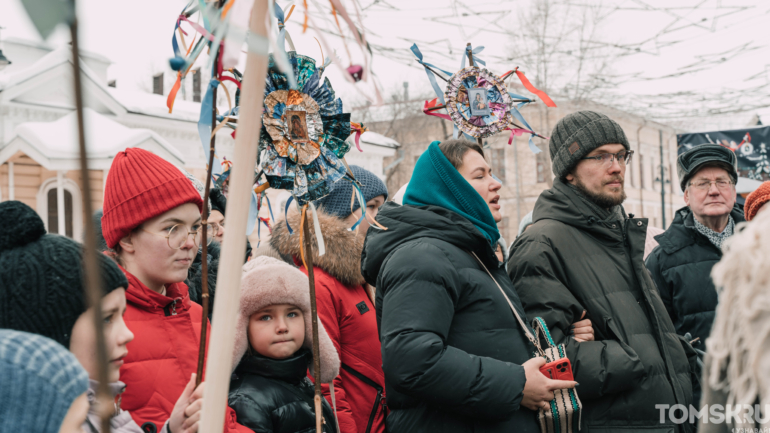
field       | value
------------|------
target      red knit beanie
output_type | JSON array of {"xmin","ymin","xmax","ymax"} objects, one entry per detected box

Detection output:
[
  {"xmin": 102, "ymin": 148, "xmax": 203, "ymax": 249},
  {"xmin": 744, "ymin": 180, "xmax": 770, "ymax": 221}
]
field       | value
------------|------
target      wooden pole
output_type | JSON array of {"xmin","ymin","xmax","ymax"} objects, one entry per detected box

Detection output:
[
  {"xmin": 466, "ymin": 42, "xmax": 474, "ymax": 68},
  {"xmin": 195, "ymin": 64, "xmax": 218, "ymax": 387},
  {"xmin": 466, "ymin": 42, "xmax": 484, "ymax": 147},
  {"xmin": 196, "ymin": 0, "xmax": 225, "ymax": 382},
  {"xmin": 300, "ymin": 205, "xmax": 323, "ymax": 432},
  {"xmin": 199, "ymin": 1, "xmax": 269, "ymax": 430},
  {"xmin": 70, "ymin": 9, "xmax": 112, "ymax": 433}
]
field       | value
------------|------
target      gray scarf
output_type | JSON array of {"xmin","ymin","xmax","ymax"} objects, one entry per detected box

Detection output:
[{"xmin": 694, "ymin": 215, "xmax": 735, "ymax": 250}]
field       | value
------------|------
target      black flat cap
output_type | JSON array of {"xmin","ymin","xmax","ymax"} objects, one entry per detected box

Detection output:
[{"xmin": 677, "ymin": 144, "xmax": 738, "ymax": 191}]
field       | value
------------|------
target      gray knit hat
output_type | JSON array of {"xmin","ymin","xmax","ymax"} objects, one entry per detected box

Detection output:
[
  {"xmin": 676, "ymin": 144, "xmax": 738, "ymax": 191},
  {"xmin": 0, "ymin": 329, "xmax": 89, "ymax": 432},
  {"xmin": 314, "ymin": 165, "xmax": 388, "ymax": 219},
  {"xmin": 549, "ymin": 111, "xmax": 630, "ymax": 179}
]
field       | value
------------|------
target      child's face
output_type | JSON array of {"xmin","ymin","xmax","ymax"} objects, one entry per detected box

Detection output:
[
  {"xmin": 69, "ymin": 288, "xmax": 134, "ymax": 383},
  {"xmin": 248, "ymin": 304, "xmax": 306, "ymax": 359}
]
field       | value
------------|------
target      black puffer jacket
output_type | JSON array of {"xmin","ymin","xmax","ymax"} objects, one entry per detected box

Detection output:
[
  {"xmin": 228, "ymin": 349, "xmax": 338, "ymax": 433},
  {"xmin": 186, "ymin": 241, "xmax": 220, "ymax": 320},
  {"xmin": 361, "ymin": 202, "xmax": 539, "ymax": 433},
  {"xmin": 508, "ymin": 179, "xmax": 694, "ymax": 433},
  {"xmin": 645, "ymin": 206, "xmax": 745, "ymax": 346}
]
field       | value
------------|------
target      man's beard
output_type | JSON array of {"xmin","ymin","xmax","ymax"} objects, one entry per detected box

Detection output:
[{"xmin": 573, "ymin": 176, "xmax": 627, "ymax": 209}]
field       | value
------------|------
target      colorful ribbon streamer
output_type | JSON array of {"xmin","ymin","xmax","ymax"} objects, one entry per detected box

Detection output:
[
  {"xmin": 247, "ymin": 190, "xmax": 260, "ymax": 235},
  {"xmin": 198, "ymin": 78, "xmax": 223, "ymax": 175},
  {"xmin": 268, "ymin": 1, "xmax": 298, "ymax": 89},
  {"xmin": 461, "ymin": 44, "xmax": 486, "ymax": 68},
  {"xmin": 350, "ymin": 122, "xmax": 367, "ymax": 152},
  {"xmin": 411, "ymin": 44, "xmax": 452, "ymax": 105},
  {"xmin": 309, "ymin": 202, "xmax": 326, "ymax": 257},
  {"xmin": 423, "ymin": 98, "xmax": 452, "ymax": 121},
  {"xmin": 285, "ymin": 196, "xmax": 295, "ymax": 234},
  {"xmin": 515, "ymin": 70, "xmax": 556, "ymax": 108}
]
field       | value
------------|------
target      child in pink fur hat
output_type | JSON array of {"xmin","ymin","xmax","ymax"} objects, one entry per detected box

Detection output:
[{"xmin": 228, "ymin": 256, "xmax": 340, "ymax": 433}]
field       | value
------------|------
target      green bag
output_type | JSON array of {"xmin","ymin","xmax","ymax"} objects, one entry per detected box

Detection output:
[{"xmin": 532, "ymin": 317, "xmax": 583, "ymax": 433}]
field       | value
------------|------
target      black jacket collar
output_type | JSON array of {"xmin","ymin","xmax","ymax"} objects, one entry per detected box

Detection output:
[
  {"xmin": 654, "ymin": 205, "xmax": 745, "ymax": 255},
  {"xmin": 362, "ymin": 202, "xmax": 499, "ymax": 286},
  {"xmin": 533, "ymin": 179, "xmax": 627, "ymax": 245},
  {"xmin": 235, "ymin": 349, "xmax": 312, "ymax": 384}
]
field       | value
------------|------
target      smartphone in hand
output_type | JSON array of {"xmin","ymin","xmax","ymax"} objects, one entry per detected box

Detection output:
[{"xmin": 540, "ymin": 358, "xmax": 574, "ymax": 381}]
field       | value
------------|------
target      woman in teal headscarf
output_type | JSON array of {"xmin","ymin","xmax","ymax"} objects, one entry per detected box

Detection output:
[{"xmin": 360, "ymin": 139, "xmax": 578, "ymax": 433}]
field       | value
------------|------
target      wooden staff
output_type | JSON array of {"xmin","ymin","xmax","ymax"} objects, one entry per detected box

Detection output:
[
  {"xmin": 195, "ymin": 0, "xmax": 227, "ymax": 386},
  {"xmin": 70, "ymin": 7, "xmax": 112, "ymax": 433},
  {"xmin": 299, "ymin": 204, "xmax": 323, "ymax": 432},
  {"xmin": 199, "ymin": 0, "xmax": 270, "ymax": 430},
  {"xmin": 195, "ymin": 56, "xmax": 218, "ymax": 387},
  {"xmin": 466, "ymin": 42, "xmax": 484, "ymax": 147}
]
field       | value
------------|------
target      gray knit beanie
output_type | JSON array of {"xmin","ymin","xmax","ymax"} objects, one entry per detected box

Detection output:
[
  {"xmin": 314, "ymin": 165, "xmax": 389, "ymax": 219},
  {"xmin": 549, "ymin": 111, "xmax": 630, "ymax": 179},
  {"xmin": 0, "ymin": 329, "xmax": 89, "ymax": 432}
]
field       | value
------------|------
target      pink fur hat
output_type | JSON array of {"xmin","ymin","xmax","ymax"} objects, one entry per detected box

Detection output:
[{"xmin": 232, "ymin": 256, "xmax": 340, "ymax": 383}]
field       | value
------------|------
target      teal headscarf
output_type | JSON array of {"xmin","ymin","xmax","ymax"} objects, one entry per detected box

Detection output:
[{"xmin": 403, "ymin": 141, "xmax": 500, "ymax": 246}]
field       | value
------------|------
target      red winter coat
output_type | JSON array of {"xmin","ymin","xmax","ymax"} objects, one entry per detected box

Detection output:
[
  {"xmin": 118, "ymin": 267, "xmax": 250, "ymax": 433},
  {"xmin": 271, "ymin": 211, "xmax": 386, "ymax": 433}
]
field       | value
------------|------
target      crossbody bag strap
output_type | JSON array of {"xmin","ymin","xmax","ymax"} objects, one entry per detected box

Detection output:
[{"xmin": 470, "ymin": 251, "xmax": 544, "ymax": 356}]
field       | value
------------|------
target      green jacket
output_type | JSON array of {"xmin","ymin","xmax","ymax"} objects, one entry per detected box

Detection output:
[{"xmin": 508, "ymin": 179, "xmax": 695, "ymax": 433}]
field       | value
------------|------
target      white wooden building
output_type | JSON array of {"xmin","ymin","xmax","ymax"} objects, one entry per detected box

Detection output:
[{"xmin": 0, "ymin": 38, "xmax": 397, "ymax": 240}]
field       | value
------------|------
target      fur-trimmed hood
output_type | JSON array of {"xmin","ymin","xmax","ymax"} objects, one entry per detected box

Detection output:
[
  {"xmin": 233, "ymin": 256, "xmax": 340, "ymax": 383},
  {"xmin": 270, "ymin": 209, "xmax": 366, "ymax": 288}
]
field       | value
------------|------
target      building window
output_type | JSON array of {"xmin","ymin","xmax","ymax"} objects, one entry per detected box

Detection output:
[
  {"xmin": 639, "ymin": 154, "xmax": 645, "ymax": 190},
  {"xmin": 153, "ymin": 73, "xmax": 164, "ymax": 95},
  {"xmin": 536, "ymin": 151, "xmax": 547, "ymax": 183},
  {"xmin": 47, "ymin": 188, "xmax": 73, "ymax": 237},
  {"xmin": 36, "ymin": 177, "xmax": 83, "ymax": 240},
  {"xmin": 490, "ymin": 148, "xmax": 506, "ymax": 182},
  {"xmin": 193, "ymin": 68, "xmax": 202, "ymax": 102}
]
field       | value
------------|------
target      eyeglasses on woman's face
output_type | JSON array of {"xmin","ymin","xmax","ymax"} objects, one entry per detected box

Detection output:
[{"xmin": 141, "ymin": 223, "xmax": 215, "ymax": 249}]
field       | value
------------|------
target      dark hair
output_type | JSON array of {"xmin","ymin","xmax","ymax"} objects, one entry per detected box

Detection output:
[{"xmin": 438, "ymin": 139, "xmax": 485, "ymax": 170}]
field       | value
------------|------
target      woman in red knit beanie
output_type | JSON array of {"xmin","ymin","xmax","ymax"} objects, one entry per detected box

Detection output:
[
  {"xmin": 744, "ymin": 180, "xmax": 770, "ymax": 221},
  {"xmin": 102, "ymin": 148, "xmax": 248, "ymax": 433}
]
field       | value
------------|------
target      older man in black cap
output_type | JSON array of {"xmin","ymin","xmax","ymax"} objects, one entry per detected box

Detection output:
[
  {"xmin": 646, "ymin": 144, "xmax": 745, "ymax": 408},
  {"xmin": 646, "ymin": 144, "xmax": 744, "ymax": 358}
]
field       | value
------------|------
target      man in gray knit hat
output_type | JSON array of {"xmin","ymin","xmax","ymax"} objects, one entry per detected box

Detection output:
[
  {"xmin": 508, "ymin": 111, "xmax": 696, "ymax": 433},
  {"xmin": 645, "ymin": 144, "xmax": 743, "ymax": 406}
]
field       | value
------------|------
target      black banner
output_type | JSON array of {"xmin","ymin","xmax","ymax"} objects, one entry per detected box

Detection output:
[{"xmin": 677, "ymin": 125, "xmax": 770, "ymax": 181}]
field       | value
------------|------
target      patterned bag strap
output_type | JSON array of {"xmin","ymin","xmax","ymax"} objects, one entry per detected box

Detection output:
[
  {"xmin": 532, "ymin": 317, "xmax": 556, "ymax": 347},
  {"xmin": 470, "ymin": 252, "xmax": 545, "ymax": 357}
]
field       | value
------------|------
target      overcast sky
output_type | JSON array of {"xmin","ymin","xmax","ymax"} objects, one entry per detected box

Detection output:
[{"xmin": 1, "ymin": 0, "xmax": 768, "ymax": 130}]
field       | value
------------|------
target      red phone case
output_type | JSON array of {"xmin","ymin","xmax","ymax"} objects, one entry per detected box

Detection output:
[{"xmin": 540, "ymin": 358, "xmax": 574, "ymax": 381}]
